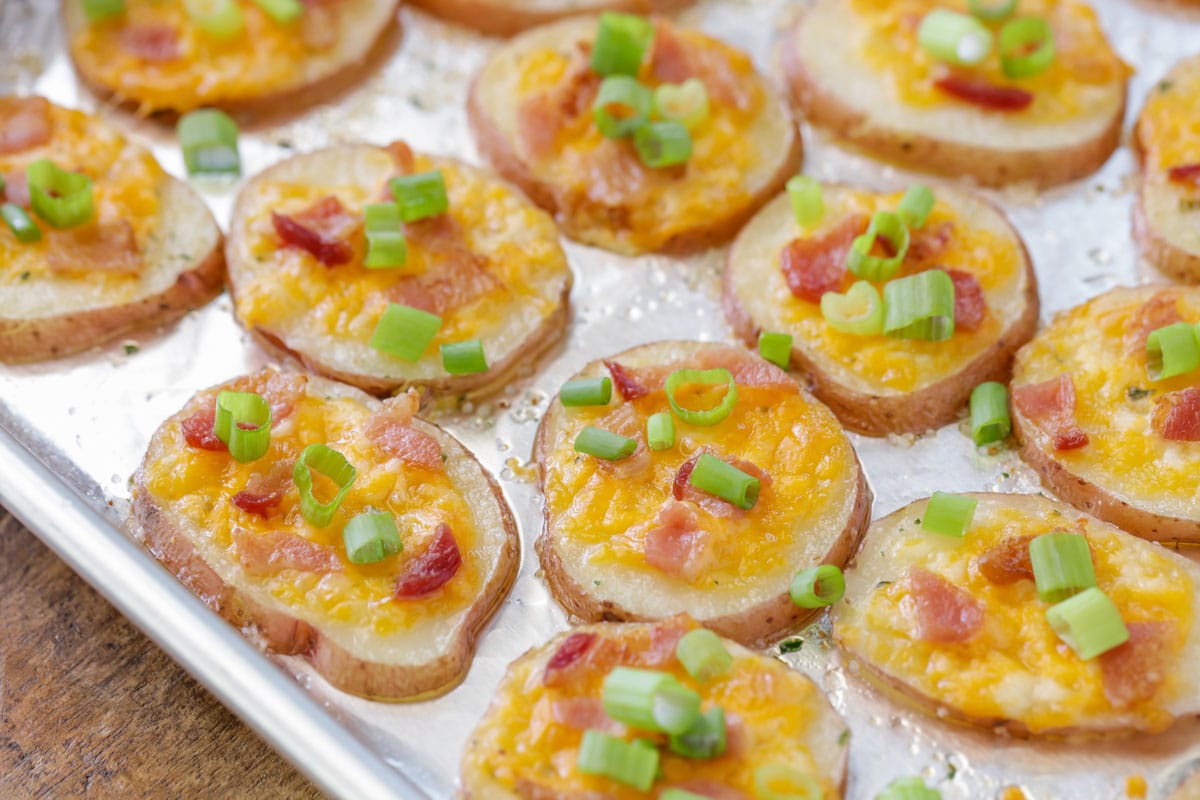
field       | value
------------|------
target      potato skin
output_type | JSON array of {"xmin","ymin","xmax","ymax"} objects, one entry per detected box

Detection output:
[{"xmin": 408, "ymin": 0, "xmax": 694, "ymax": 37}]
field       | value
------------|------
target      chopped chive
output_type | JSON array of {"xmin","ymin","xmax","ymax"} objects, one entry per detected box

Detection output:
[
  {"xmin": 560, "ymin": 377, "xmax": 612, "ymax": 407},
  {"xmin": 1029, "ymin": 531, "xmax": 1095, "ymax": 603},
  {"xmin": 918, "ymin": 9, "xmax": 994, "ymax": 67},
  {"xmin": 178, "ymin": 109, "xmax": 241, "ymax": 176},
  {"xmin": 646, "ymin": 411, "xmax": 675, "ymax": 450},
  {"xmin": 2, "ymin": 203, "xmax": 41, "ymax": 243},
  {"xmin": 575, "ymin": 426, "xmax": 637, "ymax": 461},
  {"xmin": 790, "ymin": 564, "xmax": 846, "ymax": 608},
  {"xmin": 1046, "ymin": 587, "xmax": 1129, "ymax": 660},
  {"xmin": 922, "ymin": 492, "xmax": 977, "ymax": 538},
  {"xmin": 292, "ymin": 444, "xmax": 357, "ymax": 528},
  {"xmin": 668, "ymin": 706, "xmax": 726, "ymax": 760},
  {"xmin": 27, "ymin": 160, "xmax": 94, "ymax": 229},
  {"xmin": 342, "ymin": 512, "xmax": 401, "ymax": 564},
  {"xmin": 758, "ymin": 331, "xmax": 793, "ymax": 369},
  {"xmin": 577, "ymin": 729, "xmax": 658, "ymax": 791},
  {"xmin": 847, "ymin": 211, "xmax": 910, "ymax": 282},
  {"xmin": 674, "ymin": 628, "xmax": 732, "ymax": 682},
  {"xmin": 389, "ymin": 171, "xmax": 449, "ymax": 222},
  {"xmin": 1146, "ymin": 322, "xmax": 1200, "ymax": 381},
  {"xmin": 593, "ymin": 75, "xmax": 653, "ymax": 140},
  {"xmin": 821, "ymin": 280, "xmax": 885, "ymax": 336},
  {"xmin": 213, "ymin": 391, "xmax": 271, "ymax": 463},
  {"xmin": 786, "ymin": 175, "xmax": 824, "ymax": 228},
  {"xmin": 969, "ymin": 381, "xmax": 1010, "ymax": 446},
  {"xmin": 370, "ymin": 304, "xmax": 442, "ymax": 362},
  {"xmin": 441, "ymin": 339, "xmax": 488, "ymax": 375},
  {"xmin": 896, "ymin": 184, "xmax": 935, "ymax": 229},
  {"xmin": 883, "ymin": 270, "xmax": 955, "ymax": 341},
  {"xmin": 591, "ymin": 12, "xmax": 654, "ymax": 77},
  {"xmin": 664, "ymin": 368, "xmax": 737, "ymax": 426},
  {"xmin": 999, "ymin": 17, "xmax": 1055, "ymax": 79},
  {"xmin": 363, "ymin": 203, "xmax": 407, "ymax": 268}
]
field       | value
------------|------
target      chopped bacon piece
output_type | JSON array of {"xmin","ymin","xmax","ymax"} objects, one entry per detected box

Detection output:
[
  {"xmin": 119, "ymin": 24, "xmax": 182, "ymax": 63},
  {"xmin": 605, "ymin": 360, "xmax": 650, "ymax": 401},
  {"xmin": 650, "ymin": 22, "xmax": 751, "ymax": 111},
  {"xmin": 1124, "ymin": 291, "xmax": 1182, "ymax": 355},
  {"xmin": 1012, "ymin": 374, "xmax": 1090, "ymax": 451},
  {"xmin": 231, "ymin": 464, "xmax": 291, "ymax": 518},
  {"xmin": 518, "ymin": 56, "xmax": 602, "ymax": 160},
  {"xmin": 976, "ymin": 535, "xmax": 1035, "ymax": 585},
  {"xmin": 232, "ymin": 528, "xmax": 342, "ymax": 577},
  {"xmin": 946, "ymin": 269, "xmax": 986, "ymax": 332},
  {"xmin": 45, "ymin": 221, "xmax": 142, "ymax": 275},
  {"xmin": 780, "ymin": 214, "xmax": 867, "ymax": 304},
  {"xmin": 2, "ymin": 170, "xmax": 29, "ymax": 208},
  {"xmin": 643, "ymin": 614, "xmax": 696, "ymax": 666},
  {"xmin": 672, "ymin": 450, "xmax": 772, "ymax": 518},
  {"xmin": 257, "ymin": 372, "xmax": 307, "ymax": 423},
  {"xmin": 583, "ymin": 138, "xmax": 649, "ymax": 211},
  {"xmin": 550, "ymin": 697, "xmax": 625, "ymax": 736},
  {"xmin": 394, "ymin": 524, "xmax": 462, "ymax": 598},
  {"xmin": 543, "ymin": 632, "xmax": 597, "ymax": 686},
  {"xmin": 1168, "ymin": 163, "xmax": 1200, "ymax": 186},
  {"xmin": 272, "ymin": 195, "xmax": 359, "ymax": 266},
  {"xmin": 906, "ymin": 567, "xmax": 984, "ymax": 643},
  {"xmin": 668, "ymin": 781, "xmax": 749, "ymax": 800},
  {"xmin": 385, "ymin": 216, "xmax": 502, "ymax": 314},
  {"xmin": 643, "ymin": 500, "xmax": 712, "ymax": 581},
  {"xmin": 182, "ymin": 406, "xmax": 225, "ymax": 451},
  {"xmin": 933, "ymin": 75, "xmax": 1033, "ymax": 111},
  {"xmin": 908, "ymin": 221, "xmax": 954, "ymax": 263},
  {"xmin": 693, "ymin": 345, "xmax": 796, "ymax": 392},
  {"xmin": 366, "ymin": 412, "xmax": 443, "ymax": 471},
  {"xmin": 385, "ymin": 140, "xmax": 416, "ymax": 174},
  {"xmin": 1100, "ymin": 621, "xmax": 1172, "ymax": 709},
  {"xmin": 0, "ymin": 97, "xmax": 51, "ymax": 155},
  {"xmin": 1153, "ymin": 386, "xmax": 1200, "ymax": 441}
]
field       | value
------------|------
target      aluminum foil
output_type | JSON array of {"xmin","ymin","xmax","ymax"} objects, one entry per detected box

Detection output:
[{"xmin": 4, "ymin": 1, "xmax": 1200, "ymax": 797}]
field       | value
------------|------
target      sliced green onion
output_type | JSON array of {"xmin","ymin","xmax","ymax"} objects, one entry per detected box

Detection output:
[
  {"xmin": 575, "ymin": 426, "xmax": 637, "ymax": 461},
  {"xmin": 342, "ymin": 511, "xmax": 401, "ymax": 564},
  {"xmin": 560, "ymin": 376, "xmax": 613, "ymax": 407},
  {"xmin": 441, "ymin": 339, "xmax": 488, "ymax": 375},
  {"xmin": 758, "ymin": 331, "xmax": 793, "ymax": 369},
  {"xmin": 389, "ymin": 171, "xmax": 449, "ymax": 222},
  {"xmin": 369, "ymin": 304, "xmax": 442, "ymax": 362},
  {"xmin": 653, "ymin": 79, "xmax": 709, "ymax": 129},
  {"xmin": 664, "ymin": 368, "xmax": 737, "ymax": 427},
  {"xmin": 363, "ymin": 203, "xmax": 407, "ymax": 268},
  {"xmin": 593, "ymin": 75, "xmax": 653, "ymax": 140},
  {"xmin": 577, "ymin": 729, "xmax": 658, "ymax": 791},
  {"xmin": 293, "ymin": 444, "xmax": 357, "ymax": 528},
  {"xmin": 970, "ymin": 381, "xmax": 1011, "ymax": 445},
  {"xmin": 83, "ymin": 0, "xmax": 125, "ymax": 23},
  {"xmin": 253, "ymin": 0, "xmax": 303, "ymax": 24},
  {"xmin": 184, "ymin": 0, "xmax": 245, "ymax": 39},
  {"xmin": 968, "ymin": 0, "xmax": 1017, "ymax": 22},
  {"xmin": 999, "ymin": 17, "xmax": 1055, "ymax": 79},
  {"xmin": 0, "ymin": 174, "xmax": 5, "ymax": 194},
  {"xmin": 668, "ymin": 706, "xmax": 726, "ymax": 760},
  {"xmin": 821, "ymin": 281, "xmax": 885, "ymax": 336},
  {"xmin": 26, "ymin": 160, "xmax": 94, "ymax": 230},
  {"xmin": 754, "ymin": 764, "xmax": 823, "ymax": 800},
  {"xmin": 921, "ymin": 492, "xmax": 977, "ymax": 538},
  {"xmin": 653, "ymin": 680, "xmax": 703, "ymax": 735},
  {"xmin": 847, "ymin": 211, "xmax": 910, "ymax": 282},
  {"xmin": 1146, "ymin": 322, "xmax": 1200, "ymax": 381},
  {"xmin": 790, "ymin": 564, "xmax": 846, "ymax": 608},
  {"xmin": 646, "ymin": 411, "xmax": 675, "ymax": 451},
  {"xmin": 1046, "ymin": 587, "xmax": 1129, "ymax": 660},
  {"xmin": 177, "ymin": 109, "xmax": 241, "ymax": 177},
  {"xmin": 675, "ymin": 628, "xmax": 733, "ymax": 682},
  {"xmin": 689, "ymin": 453, "xmax": 759, "ymax": 510},
  {"xmin": 661, "ymin": 791, "xmax": 709, "ymax": 800},
  {"xmin": 591, "ymin": 12, "xmax": 654, "ymax": 77},
  {"xmin": 918, "ymin": 9, "xmax": 994, "ymax": 67},
  {"xmin": 896, "ymin": 184, "xmax": 935, "ymax": 229},
  {"xmin": 787, "ymin": 176, "xmax": 824, "ymax": 228},
  {"xmin": 1030, "ymin": 531, "xmax": 1096, "ymax": 603},
  {"xmin": 883, "ymin": 270, "xmax": 955, "ymax": 341},
  {"xmin": 213, "ymin": 391, "xmax": 271, "ymax": 463},
  {"xmin": 2, "ymin": 203, "xmax": 41, "ymax": 243},
  {"xmin": 875, "ymin": 776, "xmax": 943, "ymax": 800},
  {"xmin": 634, "ymin": 121, "xmax": 692, "ymax": 169}
]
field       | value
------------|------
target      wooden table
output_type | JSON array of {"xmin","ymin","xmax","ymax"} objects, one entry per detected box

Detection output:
[{"xmin": 0, "ymin": 511, "xmax": 322, "ymax": 799}]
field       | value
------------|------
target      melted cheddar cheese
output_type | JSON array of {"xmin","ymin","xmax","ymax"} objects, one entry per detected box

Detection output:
[
  {"xmin": 1138, "ymin": 60, "xmax": 1200, "ymax": 175},
  {"xmin": 835, "ymin": 496, "xmax": 1196, "ymax": 733}
]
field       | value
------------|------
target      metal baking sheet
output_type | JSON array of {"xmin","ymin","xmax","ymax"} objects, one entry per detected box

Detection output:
[{"xmin": 4, "ymin": 1, "xmax": 1200, "ymax": 797}]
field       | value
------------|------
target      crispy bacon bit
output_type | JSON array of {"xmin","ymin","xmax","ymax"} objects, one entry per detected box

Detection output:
[
  {"xmin": 672, "ymin": 450, "xmax": 772, "ymax": 518},
  {"xmin": 933, "ymin": 75, "xmax": 1033, "ymax": 112},
  {"xmin": 1152, "ymin": 386, "xmax": 1200, "ymax": 441},
  {"xmin": 366, "ymin": 412, "xmax": 443, "ymax": 471},
  {"xmin": 0, "ymin": 97, "xmax": 51, "ymax": 155},
  {"xmin": 119, "ymin": 24, "xmax": 182, "ymax": 63},
  {"xmin": 182, "ymin": 406, "xmax": 225, "ymax": 451},
  {"xmin": 1168, "ymin": 164, "xmax": 1200, "ymax": 186},
  {"xmin": 517, "ymin": 44, "xmax": 601, "ymax": 159},
  {"xmin": 1012, "ymin": 374, "xmax": 1090, "ymax": 451},
  {"xmin": 45, "ymin": 221, "xmax": 142, "ymax": 275},
  {"xmin": 780, "ymin": 214, "xmax": 867, "ymax": 304},
  {"xmin": 908, "ymin": 221, "xmax": 954, "ymax": 263},
  {"xmin": 946, "ymin": 269, "xmax": 986, "ymax": 332},
  {"xmin": 233, "ymin": 528, "xmax": 342, "ymax": 577},
  {"xmin": 976, "ymin": 536, "xmax": 1035, "ymax": 585},
  {"xmin": 605, "ymin": 360, "xmax": 651, "ymax": 401},
  {"xmin": 694, "ymin": 345, "xmax": 796, "ymax": 392},
  {"xmin": 583, "ymin": 139, "xmax": 650, "ymax": 211},
  {"xmin": 385, "ymin": 140, "xmax": 416, "ymax": 174},
  {"xmin": 668, "ymin": 781, "xmax": 749, "ymax": 800},
  {"xmin": 650, "ymin": 21, "xmax": 751, "ymax": 110},
  {"xmin": 1099, "ymin": 620, "xmax": 1171, "ymax": 709},
  {"xmin": 231, "ymin": 464, "xmax": 291, "ymax": 518},
  {"xmin": 543, "ymin": 632, "xmax": 597, "ymax": 686},
  {"xmin": 394, "ymin": 524, "xmax": 462, "ymax": 598},
  {"xmin": 906, "ymin": 567, "xmax": 984, "ymax": 643},
  {"xmin": 2, "ymin": 170, "xmax": 29, "ymax": 208},
  {"xmin": 385, "ymin": 216, "xmax": 502, "ymax": 314},
  {"xmin": 258, "ymin": 372, "xmax": 306, "ymax": 423},
  {"xmin": 550, "ymin": 697, "xmax": 625, "ymax": 736},
  {"xmin": 643, "ymin": 614, "xmax": 696, "ymax": 666},
  {"xmin": 1124, "ymin": 291, "xmax": 1182, "ymax": 355},
  {"xmin": 272, "ymin": 195, "xmax": 359, "ymax": 266},
  {"xmin": 643, "ymin": 501, "xmax": 712, "ymax": 581}
]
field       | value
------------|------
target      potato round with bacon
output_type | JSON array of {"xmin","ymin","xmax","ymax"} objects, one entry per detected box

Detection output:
[
  {"xmin": 782, "ymin": 0, "xmax": 1128, "ymax": 187},
  {"xmin": 834, "ymin": 493, "xmax": 1200, "ymax": 736},
  {"xmin": 408, "ymin": 0, "xmax": 694, "ymax": 37},
  {"xmin": 132, "ymin": 369, "xmax": 519, "ymax": 700},
  {"xmin": 723, "ymin": 182, "xmax": 1039, "ymax": 435},
  {"xmin": 0, "ymin": 96, "xmax": 223, "ymax": 363},
  {"xmin": 1011, "ymin": 286, "xmax": 1200, "ymax": 543},
  {"xmin": 468, "ymin": 15, "xmax": 801, "ymax": 255},
  {"xmin": 533, "ymin": 341, "xmax": 871, "ymax": 648},
  {"xmin": 226, "ymin": 141, "xmax": 572, "ymax": 397}
]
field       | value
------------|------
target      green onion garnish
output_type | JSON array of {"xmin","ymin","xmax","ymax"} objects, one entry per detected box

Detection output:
[
  {"xmin": 342, "ymin": 511, "xmax": 401, "ymax": 564},
  {"xmin": 969, "ymin": 381, "xmax": 1011, "ymax": 445},
  {"xmin": 591, "ymin": 12, "xmax": 654, "ymax": 77},
  {"xmin": 653, "ymin": 78, "xmax": 709, "ymax": 130},
  {"xmin": 821, "ymin": 281, "xmax": 885, "ymax": 337},
  {"xmin": 790, "ymin": 564, "xmax": 846, "ymax": 608},
  {"xmin": 184, "ymin": 0, "xmax": 246, "ymax": 39},
  {"xmin": 875, "ymin": 775, "xmax": 943, "ymax": 800},
  {"xmin": 577, "ymin": 729, "xmax": 658, "ymax": 791},
  {"xmin": 177, "ymin": 109, "xmax": 241, "ymax": 177},
  {"xmin": 575, "ymin": 426, "xmax": 637, "ymax": 461},
  {"xmin": 370, "ymin": 303, "xmax": 442, "ymax": 362},
  {"xmin": 660, "ymin": 790, "xmax": 709, "ymax": 800},
  {"xmin": 688, "ymin": 453, "xmax": 760, "ymax": 510},
  {"xmin": 593, "ymin": 75, "xmax": 653, "ymax": 140},
  {"xmin": 1029, "ymin": 531, "xmax": 1096, "ymax": 603},
  {"xmin": 634, "ymin": 121, "xmax": 692, "ymax": 169},
  {"xmin": 646, "ymin": 411, "xmax": 675, "ymax": 451},
  {"xmin": 26, "ymin": 160, "xmax": 94, "ymax": 230},
  {"xmin": 753, "ymin": 764, "xmax": 822, "ymax": 800},
  {"xmin": 363, "ymin": 203, "xmax": 407, "ymax": 268},
  {"xmin": 999, "ymin": 17, "xmax": 1055, "ymax": 79},
  {"xmin": 758, "ymin": 331, "xmax": 793, "ymax": 369},
  {"xmin": 560, "ymin": 376, "xmax": 612, "ymax": 407},
  {"xmin": 675, "ymin": 628, "xmax": 732, "ymax": 682},
  {"xmin": 968, "ymin": 0, "xmax": 1017, "ymax": 21},
  {"xmin": 2, "ymin": 203, "xmax": 41, "ymax": 243},
  {"xmin": 847, "ymin": 211, "xmax": 910, "ymax": 282},
  {"xmin": 252, "ymin": 0, "xmax": 303, "ymax": 24},
  {"xmin": 1046, "ymin": 587, "xmax": 1129, "ymax": 660},
  {"xmin": 441, "ymin": 339, "xmax": 488, "ymax": 375},
  {"xmin": 665, "ymin": 368, "xmax": 737, "ymax": 426},
  {"xmin": 787, "ymin": 176, "xmax": 824, "ymax": 228},
  {"xmin": 883, "ymin": 270, "xmax": 955, "ymax": 341},
  {"xmin": 293, "ymin": 443, "xmax": 357, "ymax": 528},
  {"xmin": 896, "ymin": 184, "xmax": 935, "ymax": 229},
  {"xmin": 921, "ymin": 492, "xmax": 977, "ymax": 538},
  {"xmin": 83, "ymin": 0, "xmax": 125, "ymax": 23},
  {"xmin": 668, "ymin": 706, "xmax": 726, "ymax": 760},
  {"xmin": 1146, "ymin": 322, "xmax": 1200, "ymax": 381},
  {"xmin": 917, "ymin": 9, "xmax": 994, "ymax": 67},
  {"xmin": 214, "ymin": 391, "xmax": 272, "ymax": 463},
  {"xmin": 389, "ymin": 171, "xmax": 449, "ymax": 222}
]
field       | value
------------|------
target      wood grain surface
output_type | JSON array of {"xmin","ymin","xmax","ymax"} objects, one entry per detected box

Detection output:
[{"xmin": 0, "ymin": 511, "xmax": 323, "ymax": 800}]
